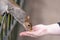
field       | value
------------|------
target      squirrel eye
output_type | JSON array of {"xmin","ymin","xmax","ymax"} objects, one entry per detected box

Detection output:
[{"xmin": 28, "ymin": 24, "xmax": 30, "ymax": 26}]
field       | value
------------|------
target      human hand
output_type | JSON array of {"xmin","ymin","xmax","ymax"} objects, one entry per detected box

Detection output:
[
  {"xmin": 19, "ymin": 24, "xmax": 49, "ymax": 37},
  {"xmin": 20, "ymin": 23, "xmax": 60, "ymax": 38}
]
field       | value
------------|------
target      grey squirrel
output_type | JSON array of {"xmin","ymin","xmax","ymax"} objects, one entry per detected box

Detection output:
[{"xmin": 24, "ymin": 16, "xmax": 32, "ymax": 31}]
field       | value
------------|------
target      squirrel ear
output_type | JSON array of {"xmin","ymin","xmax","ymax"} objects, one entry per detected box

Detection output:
[
  {"xmin": 27, "ymin": 16, "xmax": 30, "ymax": 19},
  {"xmin": 26, "ymin": 16, "xmax": 30, "ymax": 20},
  {"xmin": 25, "ymin": 16, "xmax": 30, "ymax": 22}
]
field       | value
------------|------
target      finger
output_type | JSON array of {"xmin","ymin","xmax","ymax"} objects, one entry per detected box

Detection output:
[
  {"xmin": 20, "ymin": 31, "xmax": 37, "ymax": 37},
  {"xmin": 20, "ymin": 31, "xmax": 33, "ymax": 36}
]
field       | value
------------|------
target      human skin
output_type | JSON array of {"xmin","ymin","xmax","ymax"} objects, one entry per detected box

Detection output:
[{"xmin": 20, "ymin": 23, "xmax": 60, "ymax": 38}]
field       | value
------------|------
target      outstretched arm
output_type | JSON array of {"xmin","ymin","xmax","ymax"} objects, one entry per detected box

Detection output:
[{"xmin": 20, "ymin": 22, "xmax": 60, "ymax": 38}]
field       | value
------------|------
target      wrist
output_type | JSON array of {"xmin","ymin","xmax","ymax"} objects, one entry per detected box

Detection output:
[{"xmin": 46, "ymin": 23, "xmax": 60, "ymax": 34}]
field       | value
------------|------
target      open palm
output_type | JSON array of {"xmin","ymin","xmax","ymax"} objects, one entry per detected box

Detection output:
[{"xmin": 20, "ymin": 24, "xmax": 49, "ymax": 38}]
